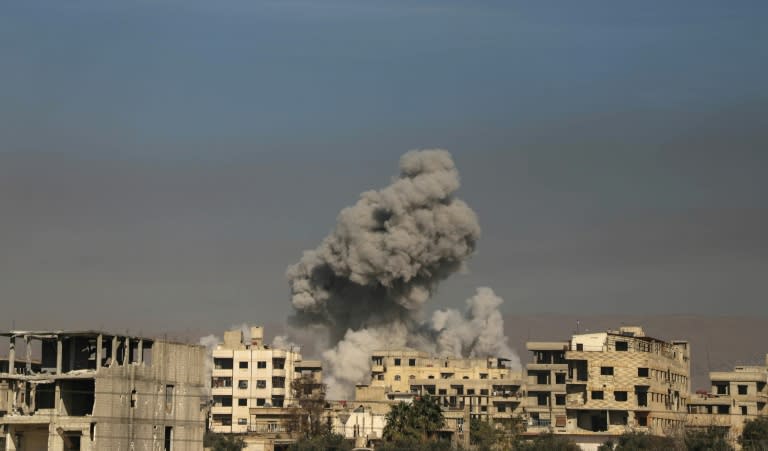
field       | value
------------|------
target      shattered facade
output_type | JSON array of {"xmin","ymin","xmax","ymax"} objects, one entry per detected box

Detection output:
[
  {"xmin": 524, "ymin": 326, "xmax": 691, "ymax": 448},
  {"xmin": 0, "ymin": 330, "xmax": 207, "ymax": 451}
]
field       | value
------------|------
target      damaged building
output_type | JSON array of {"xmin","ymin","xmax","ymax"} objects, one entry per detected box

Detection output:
[{"xmin": 0, "ymin": 330, "xmax": 207, "ymax": 451}]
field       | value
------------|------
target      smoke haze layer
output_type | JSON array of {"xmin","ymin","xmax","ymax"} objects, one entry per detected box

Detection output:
[{"xmin": 284, "ymin": 149, "xmax": 518, "ymax": 398}]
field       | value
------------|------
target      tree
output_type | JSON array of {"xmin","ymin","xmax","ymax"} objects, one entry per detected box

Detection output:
[
  {"xmin": 685, "ymin": 427, "xmax": 733, "ymax": 451},
  {"xmin": 740, "ymin": 416, "xmax": 768, "ymax": 450},
  {"xmin": 470, "ymin": 418, "xmax": 501, "ymax": 451},
  {"xmin": 288, "ymin": 373, "xmax": 329, "ymax": 438},
  {"xmin": 602, "ymin": 432, "xmax": 683, "ymax": 451},
  {"xmin": 203, "ymin": 432, "xmax": 246, "ymax": 451},
  {"xmin": 514, "ymin": 433, "xmax": 580, "ymax": 451},
  {"xmin": 382, "ymin": 395, "xmax": 444, "ymax": 444},
  {"xmin": 288, "ymin": 432, "xmax": 352, "ymax": 451}
]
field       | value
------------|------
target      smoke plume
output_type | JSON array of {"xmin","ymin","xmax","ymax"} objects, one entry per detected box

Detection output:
[{"xmin": 283, "ymin": 149, "xmax": 518, "ymax": 399}]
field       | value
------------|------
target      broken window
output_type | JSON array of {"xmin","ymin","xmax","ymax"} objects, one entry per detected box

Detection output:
[
  {"xmin": 61, "ymin": 380, "xmax": 95, "ymax": 416},
  {"xmin": 129, "ymin": 340, "xmax": 140, "ymax": 364},
  {"xmin": 213, "ymin": 396, "xmax": 232, "ymax": 407},
  {"xmin": 35, "ymin": 383, "xmax": 55, "ymax": 410},
  {"xmin": 214, "ymin": 358, "xmax": 233, "ymax": 370},
  {"xmin": 142, "ymin": 341, "xmax": 153, "ymax": 367},
  {"xmin": 555, "ymin": 373, "xmax": 566, "ymax": 384},
  {"xmin": 556, "ymin": 394, "xmax": 566, "ymax": 405}
]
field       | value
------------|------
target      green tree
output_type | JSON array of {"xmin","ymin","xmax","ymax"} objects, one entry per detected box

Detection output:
[
  {"xmin": 470, "ymin": 417, "xmax": 500, "ymax": 451},
  {"xmin": 288, "ymin": 432, "xmax": 352, "ymax": 451},
  {"xmin": 605, "ymin": 432, "xmax": 683, "ymax": 451},
  {"xmin": 740, "ymin": 416, "xmax": 768, "ymax": 450},
  {"xmin": 288, "ymin": 373, "xmax": 329, "ymax": 438},
  {"xmin": 514, "ymin": 433, "xmax": 580, "ymax": 451},
  {"xmin": 204, "ymin": 432, "xmax": 246, "ymax": 451},
  {"xmin": 382, "ymin": 395, "xmax": 444, "ymax": 445},
  {"xmin": 685, "ymin": 427, "xmax": 733, "ymax": 451}
]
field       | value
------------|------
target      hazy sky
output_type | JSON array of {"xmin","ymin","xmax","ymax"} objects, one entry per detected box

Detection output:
[{"xmin": 1, "ymin": 1, "xmax": 766, "ymax": 337}]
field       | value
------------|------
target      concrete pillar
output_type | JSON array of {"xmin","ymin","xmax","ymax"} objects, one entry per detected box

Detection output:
[
  {"xmin": 8, "ymin": 336, "xmax": 15, "ymax": 374},
  {"xmin": 111, "ymin": 336, "xmax": 118, "ymax": 367},
  {"xmin": 137, "ymin": 339, "xmax": 143, "ymax": 365},
  {"xmin": 68, "ymin": 337, "xmax": 76, "ymax": 371},
  {"xmin": 56, "ymin": 337, "xmax": 63, "ymax": 374},
  {"xmin": 96, "ymin": 334, "xmax": 103, "ymax": 370},
  {"xmin": 25, "ymin": 336, "xmax": 32, "ymax": 374},
  {"xmin": 124, "ymin": 337, "xmax": 130, "ymax": 365}
]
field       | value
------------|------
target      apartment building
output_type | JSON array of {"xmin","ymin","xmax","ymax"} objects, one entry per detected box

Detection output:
[
  {"xmin": 687, "ymin": 354, "xmax": 768, "ymax": 445},
  {"xmin": 354, "ymin": 348, "xmax": 523, "ymax": 448},
  {"xmin": 209, "ymin": 326, "xmax": 321, "ymax": 437},
  {"xmin": 0, "ymin": 330, "xmax": 207, "ymax": 451},
  {"xmin": 525, "ymin": 326, "xmax": 691, "ymax": 448}
]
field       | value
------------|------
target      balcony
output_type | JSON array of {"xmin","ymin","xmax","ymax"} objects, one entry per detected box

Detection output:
[
  {"xmin": 211, "ymin": 386, "xmax": 233, "ymax": 396},
  {"xmin": 526, "ymin": 384, "xmax": 566, "ymax": 392},
  {"xmin": 526, "ymin": 363, "xmax": 568, "ymax": 371},
  {"xmin": 211, "ymin": 405, "xmax": 233, "ymax": 414}
]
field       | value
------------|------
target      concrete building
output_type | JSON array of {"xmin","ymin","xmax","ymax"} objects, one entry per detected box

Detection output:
[
  {"xmin": 687, "ymin": 354, "xmax": 768, "ymax": 446},
  {"xmin": 354, "ymin": 348, "xmax": 523, "ymax": 448},
  {"xmin": 208, "ymin": 326, "xmax": 322, "ymax": 442},
  {"xmin": 0, "ymin": 330, "xmax": 207, "ymax": 451},
  {"xmin": 525, "ymin": 326, "xmax": 691, "ymax": 449}
]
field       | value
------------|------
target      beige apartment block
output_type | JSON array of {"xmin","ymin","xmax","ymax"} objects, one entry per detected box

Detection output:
[
  {"xmin": 208, "ymin": 326, "xmax": 321, "ymax": 440},
  {"xmin": 525, "ymin": 326, "xmax": 691, "ymax": 447},
  {"xmin": 0, "ymin": 330, "xmax": 207, "ymax": 451},
  {"xmin": 687, "ymin": 354, "xmax": 768, "ymax": 446},
  {"xmin": 354, "ymin": 348, "xmax": 523, "ymax": 447}
]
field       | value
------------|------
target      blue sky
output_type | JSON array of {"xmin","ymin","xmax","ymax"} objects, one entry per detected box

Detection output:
[{"xmin": 1, "ymin": 1, "xmax": 766, "ymax": 335}]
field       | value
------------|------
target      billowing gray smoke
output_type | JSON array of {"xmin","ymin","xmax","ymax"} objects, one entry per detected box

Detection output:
[{"xmin": 284, "ymin": 149, "xmax": 519, "ymax": 399}]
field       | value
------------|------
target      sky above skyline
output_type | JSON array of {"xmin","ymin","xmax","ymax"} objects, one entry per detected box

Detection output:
[{"xmin": 1, "ymin": 1, "xmax": 766, "ymax": 337}]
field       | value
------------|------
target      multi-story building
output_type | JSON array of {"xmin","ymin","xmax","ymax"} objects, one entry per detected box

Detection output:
[
  {"xmin": 687, "ymin": 354, "xmax": 768, "ymax": 446},
  {"xmin": 525, "ymin": 326, "xmax": 691, "ymax": 449},
  {"xmin": 0, "ymin": 329, "xmax": 207, "ymax": 451},
  {"xmin": 354, "ymin": 348, "xmax": 523, "ymax": 448},
  {"xmin": 208, "ymin": 326, "xmax": 322, "ymax": 437}
]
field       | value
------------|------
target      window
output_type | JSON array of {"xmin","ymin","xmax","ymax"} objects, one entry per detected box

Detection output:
[
  {"xmin": 738, "ymin": 385, "xmax": 748, "ymax": 395},
  {"xmin": 498, "ymin": 404, "xmax": 506, "ymax": 412},
  {"xmin": 408, "ymin": 358, "xmax": 416, "ymax": 366},
  {"xmin": 555, "ymin": 394, "xmax": 565, "ymax": 406},
  {"xmin": 576, "ymin": 343, "xmax": 584, "ymax": 351},
  {"xmin": 480, "ymin": 389, "xmax": 489, "ymax": 396},
  {"xmin": 257, "ymin": 361, "xmax": 267, "ymax": 369},
  {"xmin": 130, "ymin": 389, "xmax": 137, "ymax": 408},
  {"xmin": 614, "ymin": 391, "xmax": 628, "ymax": 402},
  {"xmin": 238, "ymin": 380, "xmax": 248, "ymax": 389},
  {"xmin": 164, "ymin": 426, "xmax": 173, "ymax": 451},
  {"xmin": 555, "ymin": 373, "xmax": 566, "ymax": 384},
  {"xmin": 537, "ymin": 393, "xmax": 548, "ymax": 406},
  {"xmin": 377, "ymin": 374, "xmax": 384, "ymax": 380},
  {"xmin": 239, "ymin": 361, "xmax": 248, "ymax": 369},
  {"xmin": 214, "ymin": 358, "xmax": 233, "ymax": 370},
  {"xmin": 256, "ymin": 380, "xmax": 266, "ymax": 389},
  {"xmin": 409, "ymin": 375, "xmax": 415, "ymax": 380},
  {"xmin": 592, "ymin": 391, "xmax": 604, "ymax": 400},
  {"xmin": 480, "ymin": 373, "xmax": 488, "ymax": 379},
  {"xmin": 394, "ymin": 358, "xmax": 401, "ymax": 366},
  {"xmin": 438, "ymin": 389, "xmax": 447, "ymax": 395},
  {"xmin": 600, "ymin": 366, "xmax": 614, "ymax": 376},
  {"xmin": 717, "ymin": 405, "xmax": 730, "ymax": 414},
  {"xmin": 467, "ymin": 389, "xmax": 475, "ymax": 395},
  {"xmin": 238, "ymin": 418, "xmax": 247, "ymax": 425},
  {"xmin": 741, "ymin": 406, "xmax": 748, "ymax": 415},
  {"xmin": 480, "ymin": 406, "xmax": 487, "ymax": 412},
  {"xmin": 638, "ymin": 367, "xmax": 649, "ymax": 377},
  {"xmin": 256, "ymin": 398, "xmax": 265, "ymax": 406},
  {"xmin": 238, "ymin": 398, "xmax": 247, "ymax": 407},
  {"xmin": 716, "ymin": 384, "xmax": 728, "ymax": 395},
  {"xmin": 615, "ymin": 341, "xmax": 628, "ymax": 351},
  {"xmin": 536, "ymin": 373, "xmax": 548, "ymax": 384},
  {"xmin": 272, "ymin": 377, "xmax": 285, "ymax": 388},
  {"xmin": 394, "ymin": 375, "xmax": 401, "ymax": 381}
]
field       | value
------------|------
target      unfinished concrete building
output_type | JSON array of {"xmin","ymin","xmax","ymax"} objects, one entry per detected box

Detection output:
[
  {"xmin": 0, "ymin": 330, "xmax": 207, "ymax": 451},
  {"xmin": 525, "ymin": 326, "xmax": 691, "ymax": 449},
  {"xmin": 687, "ymin": 353, "xmax": 768, "ymax": 446}
]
